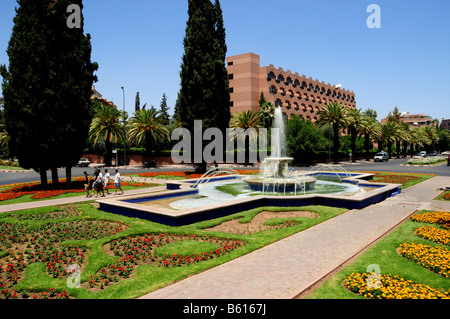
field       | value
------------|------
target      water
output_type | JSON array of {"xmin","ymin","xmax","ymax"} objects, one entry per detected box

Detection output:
[
  {"xmin": 167, "ymin": 179, "xmax": 365, "ymax": 210},
  {"xmin": 271, "ymin": 107, "xmax": 286, "ymax": 158}
]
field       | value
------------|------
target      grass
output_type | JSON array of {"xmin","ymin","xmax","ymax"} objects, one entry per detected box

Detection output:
[
  {"xmin": 359, "ymin": 171, "xmax": 435, "ymax": 189},
  {"xmin": 435, "ymin": 190, "xmax": 450, "ymax": 201},
  {"xmin": 308, "ymin": 210, "xmax": 450, "ymax": 299},
  {"xmin": 0, "ymin": 203, "xmax": 347, "ymax": 299}
]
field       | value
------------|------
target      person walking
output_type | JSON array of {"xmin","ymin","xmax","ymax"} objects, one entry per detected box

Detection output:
[
  {"xmin": 84, "ymin": 171, "xmax": 92, "ymax": 197},
  {"xmin": 114, "ymin": 169, "xmax": 124, "ymax": 195},
  {"xmin": 104, "ymin": 169, "xmax": 111, "ymax": 195},
  {"xmin": 95, "ymin": 169, "xmax": 105, "ymax": 198}
]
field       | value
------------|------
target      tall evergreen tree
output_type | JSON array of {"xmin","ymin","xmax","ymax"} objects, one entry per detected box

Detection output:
[
  {"xmin": 178, "ymin": 0, "xmax": 230, "ymax": 172},
  {"xmin": 135, "ymin": 92, "xmax": 141, "ymax": 113},
  {"xmin": 0, "ymin": 0, "xmax": 97, "ymax": 186},
  {"xmin": 159, "ymin": 93, "xmax": 170, "ymax": 125}
]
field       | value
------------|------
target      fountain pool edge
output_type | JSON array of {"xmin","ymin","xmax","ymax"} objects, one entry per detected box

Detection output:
[{"xmin": 97, "ymin": 174, "xmax": 402, "ymax": 227}]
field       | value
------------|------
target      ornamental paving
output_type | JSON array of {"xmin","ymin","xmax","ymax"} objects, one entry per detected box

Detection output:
[{"xmin": 139, "ymin": 176, "xmax": 450, "ymax": 299}]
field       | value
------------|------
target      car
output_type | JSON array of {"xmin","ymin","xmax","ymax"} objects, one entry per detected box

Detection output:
[
  {"xmin": 77, "ymin": 158, "xmax": 91, "ymax": 167},
  {"xmin": 374, "ymin": 152, "xmax": 389, "ymax": 162},
  {"xmin": 429, "ymin": 151, "xmax": 438, "ymax": 156},
  {"xmin": 416, "ymin": 151, "xmax": 427, "ymax": 157},
  {"xmin": 448, "ymin": 155, "xmax": 450, "ymax": 166}
]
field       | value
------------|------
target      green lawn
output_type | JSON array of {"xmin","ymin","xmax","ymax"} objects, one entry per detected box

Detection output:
[
  {"xmin": 0, "ymin": 203, "xmax": 346, "ymax": 299},
  {"xmin": 308, "ymin": 211, "xmax": 450, "ymax": 299}
]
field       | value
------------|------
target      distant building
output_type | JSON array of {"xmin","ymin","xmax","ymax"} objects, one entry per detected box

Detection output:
[
  {"xmin": 226, "ymin": 52, "xmax": 356, "ymax": 122},
  {"xmin": 381, "ymin": 112, "xmax": 434, "ymax": 128},
  {"xmin": 91, "ymin": 86, "xmax": 116, "ymax": 108},
  {"xmin": 441, "ymin": 118, "xmax": 450, "ymax": 131}
]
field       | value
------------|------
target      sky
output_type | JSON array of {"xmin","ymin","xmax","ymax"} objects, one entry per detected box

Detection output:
[{"xmin": 0, "ymin": 0, "xmax": 449, "ymax": 121}]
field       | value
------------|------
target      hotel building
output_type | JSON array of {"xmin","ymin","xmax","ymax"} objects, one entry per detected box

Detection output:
[{"xmin": 226, "ymin": 53, "xmax": 357, "ymax": 122}]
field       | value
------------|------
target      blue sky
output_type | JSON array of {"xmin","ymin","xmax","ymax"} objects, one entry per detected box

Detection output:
[{"xmin": 1, "ymin": 0, "xmax": 449, "ymax": 121}]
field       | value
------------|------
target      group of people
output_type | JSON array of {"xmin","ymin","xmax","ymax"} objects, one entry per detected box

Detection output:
[{"xmin": 83, "ymin": 168, "xmax": 123, "ymax": 198}]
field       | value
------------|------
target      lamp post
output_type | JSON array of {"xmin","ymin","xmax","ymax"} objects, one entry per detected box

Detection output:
[{"xmin": 121, "ymin": 86, "xmax": 126, "ymax": 166}]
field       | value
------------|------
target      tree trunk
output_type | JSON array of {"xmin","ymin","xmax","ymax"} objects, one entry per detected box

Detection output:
[
  {"xmin": 40, "ymin": 168, "xmax": 48, "ymax": 187},
  {"xmin": 51, "ymin": 167, "xmax": 59, "ymax": 186},
  {"xmin": 333, "ymin": 123, "xmax": 339, "ymax": 164},
  {"xmin": 365, "ymin": 133, "xmax": 371, "ymax": 161},
  {"xmin": 350, "ymin": 125, "xmax": 356, "ymax": 163},
  {"xmin": 66, "ymin": 166, "xmax": 72, "ymax": 189}
]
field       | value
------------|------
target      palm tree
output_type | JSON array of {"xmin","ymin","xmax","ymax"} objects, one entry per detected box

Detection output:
[
  {"xmin": 359, "ymin": 115, "xmax": 378, "ymax": 161},
  {"xmin": 229, "ymin": 110, "xmax": 262, "ymax": 165},
  {"xmin": 422, "ymin": 125, "xmax": 439, "ymax": 153},
  {"xmin": 316, "ymin": 102, "xmax": 350, "ymax": 164},
  {"xmin": 89, "ymin": 105, "xmax": 126, "ymax": 166},
  {"xmin": 127, "ymin": 108, "xmax": 170, "ymax": 160},
  {"xmin": 378, "ymin": 121, "xmax": 401, "ymax": 158},
  {"xmin": 258, "ymin": 93, "xmax": 275, "ymax": 129},
  {"xmin": 347, "ymin": 108, "xmax": 362, "ymax": 162}
]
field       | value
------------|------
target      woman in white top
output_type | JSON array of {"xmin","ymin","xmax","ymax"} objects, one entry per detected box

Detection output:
[
  {"xmin": 104, "ymin": 169, "xmax": 111, "ymax": 195},
  {"xmin": 114, "ymin": 169, "xmax": 124, "ymax": 195}
]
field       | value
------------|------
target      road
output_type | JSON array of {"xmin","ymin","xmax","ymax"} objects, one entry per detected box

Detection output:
[{"xmin": 1, "ymin": 158, "xmax": 449, "ymax": 186}]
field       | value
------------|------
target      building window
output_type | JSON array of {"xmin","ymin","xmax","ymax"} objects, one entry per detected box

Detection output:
[
  {"xmin": 228, "ymin": 74, "xmax": 234, "ymax": 80},
  {"xmin": 228, "ymin": 61, "xmax": 234, "ymax": 66},
  {"xmin": 285, "ymin": 77, "xmax": 293, "ymax": 85},
  {"xmin": 229, "ymin": 101, "xmax": 234, "ymax": 107},
  {"xmin": 280, "ymin": 88, "xmax": 286, "ymax": 96},
  {"xmin": 277, "ymin": 75, "xmax": 284, "ymax": 83},
  {"xmin": 301, "ymin": 81, "xmax": 307, "ymax": 89},
  {"xmin": 308, "ymin": 84, "xmax": 313, "ymax": 91},
  {"xmin": 267, "ymin": 72, "xmax": 275, "ymax": 81},
  {"xmin": 294, "ymin": 80, "xmax": 300, "ymax": 87},
  {"xmin": 269, "ymin": 86, "xmax": 277, "ymax": 95},
  {"xmin": 229, "ymin": 87, "xmax": 234, "ymax": 93},
  {"xmin": 275, "ymin": 99, "xmax": 282, "ymax": 107}
]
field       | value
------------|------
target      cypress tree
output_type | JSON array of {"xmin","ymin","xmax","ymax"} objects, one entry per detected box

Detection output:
[
  {"xmin": 159, "ymin": 93, "xmax": 170, "ymax": 125},
  {"xmin": 1, "ymin": 0, "xmax": 97, "ymax": 186},
  {"xmin": 178, "ymin": 0, "xmax": 230, "ymax": 172}
]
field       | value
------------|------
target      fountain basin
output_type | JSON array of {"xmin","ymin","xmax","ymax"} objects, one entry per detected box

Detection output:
[
  {"xmin": 97, "ymin": 173, "xmax": 402, "ymax": 226},
  {"xmin": 245, "ymin": 176, "xmax": 317, "ymax": 193}
]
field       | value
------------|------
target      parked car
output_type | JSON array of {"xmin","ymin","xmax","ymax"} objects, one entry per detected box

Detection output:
[
  {"xmin": 429, "ymin": 151, "xmax": 438, "ymax": 156},
  {"xmin": 77, "ymin": 158, "xmax": 91, "ymax": 167},
  {"xmin": 374, "ymin": 152, "xmax": 389, "ymax": 162},
  {"xmin": 416, "ymin": 151, "xmax": 428, "ymax": 157}
]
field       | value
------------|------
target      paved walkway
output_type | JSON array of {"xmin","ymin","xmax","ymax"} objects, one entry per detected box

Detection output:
[{"xmin": 139, "ymin": 175, "xmax": 450, "ymax": 299}]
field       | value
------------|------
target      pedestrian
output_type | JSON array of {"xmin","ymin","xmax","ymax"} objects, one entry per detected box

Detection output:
[
  {"xmin": 104, "ymin": 169, "xmax": 111, "ymax": 195},
  {"xmin": 83, "ymin": 171, "xmax": 92, "ymax": 197},
  {"xmin": 95, "ymin": 169, "xmax": 105, "ymax": 198},
  {"xmin": 114, "ymin": 169, "xmax": 124, "ymax": 195}
]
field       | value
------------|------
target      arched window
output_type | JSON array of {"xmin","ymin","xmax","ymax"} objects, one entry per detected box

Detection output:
[
  {"xmin": 267, "ymin": 72, "xmax": 276, "ymax": 81},
  {"xmin": 301, "ymin": 81, "xmax": 307, "ymax": 89},
  {"xmin": 294, "ymin": 79, "xmax": 300, "ymax": 87},
  {"xmin": 280, "ymin": 88, "xmax": 286, "ymax": 96},
  {"xmin": 315, "ymin": 85, "xmax": 320, "ymax": 93},
  {"xmin": 277, "ymin": 75, "xmax": 284, "ymax": 83},
  {"xmin": 269, "ymin": 86, "xmax": 277, "ymax": 95},
  {"xmin": 308, "ymin": 84, "xmax": 314, "ymax": 91},
  {"xmin": 285, "ymin": 77, "xmax": 292, "ymax": 85},
  {"xmin": 288, "ymin": 89, "xmax": 294, "ymax": 98},
  {"xmin": 275, "ymin": 99, "xmax": 282, "ymax": 107}
]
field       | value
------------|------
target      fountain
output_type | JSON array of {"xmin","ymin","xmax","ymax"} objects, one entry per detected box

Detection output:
[
  {"xmin": 244, "ymin": 107, "xmax": 316, "ymax": 194},
  {"xmin": 96, "ymin": 107, "xmax": 403, "ymax": 226}
]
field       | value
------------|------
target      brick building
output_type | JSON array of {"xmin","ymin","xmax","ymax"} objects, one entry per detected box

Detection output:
[
  {"xmin": 226, "ymin": 53, "xmax": 357, "ymax": 122},
  {"xmin": 381, "ymin": 113, "xmax": 434, "ymax": 128},
  {"xmin": 441, "ymin": 118, "xmax": 450, "ymax": 131}
]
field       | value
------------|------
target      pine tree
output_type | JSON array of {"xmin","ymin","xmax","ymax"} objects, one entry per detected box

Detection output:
[
  {"xmin": 0, "ymin": 0, "xmax": 97, "ymax": 186},
  {"xmin": 178, "ymin": 0, "xmax": 230, "ymax": 172},
  {"xmin": 159, "ymin": 93, "xmax": 170, "ymax": 125},
  {"xmin": 135, "ymin": 92, "xmax": 140, "ymax": 113}
]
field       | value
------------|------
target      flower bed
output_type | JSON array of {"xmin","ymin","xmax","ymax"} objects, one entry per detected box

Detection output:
[
  {"xmin": 0, "ymin": 178, "xmax": 158, "ymax": 202},
  {"xmin": 86, "ymin": 233, "xmax": 244, "ymax": 291},
  {"xmin": 0, "ymin": 214, "xmax": 129, "ymax": 299},
  {"xmin": 410, "ymin": 211, "xmax": 450, "ymax": 229},
  {"xmin": 414, "ymin": 226, "xmax": 450, "ymax": 246},
  {"xmin": 137, "ymin": 169, "xmax": 259, "ymax": 180},
  {"xmin": 343, "ymin": 272, "xmax": 450, "ymax": 299},
  {"xmin": 398, "ymin": 242, "xmax": 450, "ymax": 278}
]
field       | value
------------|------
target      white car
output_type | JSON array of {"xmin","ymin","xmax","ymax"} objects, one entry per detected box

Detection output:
[
  {"xmin": 374, "ymin": 152, "xmax": 389, "ymax": 162},
  {"xmin": 77, "ymin": 158, "xmax": 91, "ymax": 167},
  {"xmin": 416, "ymin": 151, "xmax": 427, "ymax": 158}
]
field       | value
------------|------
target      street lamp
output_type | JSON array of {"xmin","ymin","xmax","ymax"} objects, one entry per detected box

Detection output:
[{"xmin": 121, "ymin": 86, "xmax": 127, "ymax": 166}]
